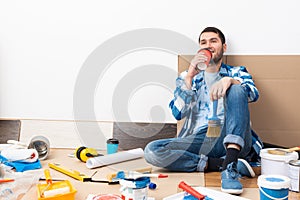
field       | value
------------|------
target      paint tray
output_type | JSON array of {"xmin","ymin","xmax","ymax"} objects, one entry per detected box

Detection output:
[{"xmin": 37, "ymin": 169, "xmax": 77, "ymax": 200}]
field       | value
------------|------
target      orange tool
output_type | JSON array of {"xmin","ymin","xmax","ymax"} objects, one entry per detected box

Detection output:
[{"xmin": 178, "ymin": 181, "xmax": 206, "ymax": 200}]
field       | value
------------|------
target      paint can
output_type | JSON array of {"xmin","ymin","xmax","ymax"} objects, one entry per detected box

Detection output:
[
  {"xmin": 257, "ymin": 174, "xmax": 290, "ymax": 200},
  {"xmin": 119, "ymin": 177, "xmax": 150, "ymax": 200},
  {"xmin": 28, "ymin": 135, "xmax": 50, "ymax": 160},
  {"xmin": 288, "ymin": 160, "xmax": 300, "ymax": 192},
  {"xmin": 260, "ymin": 148, "xmax": 298, "ymax": 177}
]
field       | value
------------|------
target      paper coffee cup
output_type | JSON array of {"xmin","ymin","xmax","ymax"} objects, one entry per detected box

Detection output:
[
  {"xmin": 197, "ymin": 48, "xmax": 212, "ymax": 70},
  {"xmin": 106, "ymin": 138, "xmax": 119, "ymax": 154}
]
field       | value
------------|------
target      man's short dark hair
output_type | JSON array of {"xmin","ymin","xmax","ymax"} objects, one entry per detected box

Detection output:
[{"xmin": 199, "ymin": 27, "xmax": 226, "ymax": 44}]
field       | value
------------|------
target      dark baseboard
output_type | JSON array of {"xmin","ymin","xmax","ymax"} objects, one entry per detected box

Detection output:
[
  {"xmin": 113, "ymin": 122, "xmax": 177, "ymax": 150},
  {"xmin": 262, "ymin": 142, "xmax": 286, "ymax": 149},
  {"xmin": 0, "ymin": 120, "xmax": 21, "ymax": 143}
]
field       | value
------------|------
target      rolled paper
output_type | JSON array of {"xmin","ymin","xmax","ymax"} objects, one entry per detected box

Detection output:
[{"xmin": 86, "ymin": 148, "xmax": 144, "ymax": 169}]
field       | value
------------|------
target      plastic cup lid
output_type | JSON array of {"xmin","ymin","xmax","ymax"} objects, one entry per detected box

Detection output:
[
  {"xmin": 257, "ymin": 174, "xmax": 291, "ymax": 189},
  {"xmin": 106, "ymin": 138, "xmax": 119, "ymax": 144}
]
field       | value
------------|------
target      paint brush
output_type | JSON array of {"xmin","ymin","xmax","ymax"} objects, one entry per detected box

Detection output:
[
  {"xmin": 127, "ymin": 171, "xmax": 168, "ymax": 179},
  {"xmin": 207, "ymin": 99, "xmax": 221, "ymax": 137},
  {"xmin": 268, "ymin": 146, "xmax": 300, "ymax": 155},
  {"xmin": 115, "ymin": 170, "xmax": 168, "ymax": 180}
]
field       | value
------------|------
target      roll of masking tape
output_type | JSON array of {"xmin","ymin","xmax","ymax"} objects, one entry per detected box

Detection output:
[{"xmin": 28, "ymin": 135, "xmax": 50, "ymax": 160}]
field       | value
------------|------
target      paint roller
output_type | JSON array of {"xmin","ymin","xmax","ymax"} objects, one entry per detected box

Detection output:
[
  {"xmin": 0, "ymin": 148, "xmax": 39, "ymax": 162},
  {"xmin": 40, "ymin": 169, "xmax": 70, "ymax": 198}
]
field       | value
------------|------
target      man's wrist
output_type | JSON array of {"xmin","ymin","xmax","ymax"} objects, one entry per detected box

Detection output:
[
  {"xmin": 230, "ymin": 77, "xmax": 240, "ymax": 85},
  {"xmin": 184, "ymin": 76, "xmax": 193, "ymax": 89}
]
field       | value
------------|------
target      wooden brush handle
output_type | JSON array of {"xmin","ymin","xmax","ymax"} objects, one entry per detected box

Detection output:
[
  {"xmin": 287, "ymin": 146, "xmax": 300, "ymax": 152},
  {"xmin": 268, "ymin": 147, "xmax": 300, "ymax": 155}
]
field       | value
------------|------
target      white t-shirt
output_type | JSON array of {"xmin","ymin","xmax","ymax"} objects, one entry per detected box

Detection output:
[{"xmin": 204, "ymin": 71, "xmax": 220, "ymax": 90}]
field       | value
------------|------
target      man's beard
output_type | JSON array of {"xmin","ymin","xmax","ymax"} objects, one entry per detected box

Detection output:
[{"xmin": 212, "ymin": 48, "xmax": 224, "ymax": 64}]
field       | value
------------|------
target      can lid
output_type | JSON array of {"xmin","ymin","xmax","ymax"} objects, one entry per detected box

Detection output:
[
  {"xmin": 92, "ymin": 194, "xmax": 122, "ymax": 200},
  {"xmin": 106, "ymin": 138, "xmax": 119, "ymax": 144},
  {"xmin": 260, "ymin": 148, "xmax": 298, "ymax": 162},
  {"xmin": 257, "ymin": 175, "xmax": 291, "ymax": 189},
  {"xmin": 119, "ymin": 177, "xmax": 150, "ymax": 189}
]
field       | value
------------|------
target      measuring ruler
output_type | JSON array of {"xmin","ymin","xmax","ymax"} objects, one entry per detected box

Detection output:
[
  {"xmin": 48, "ymin": 163, "xmax": 119, "ymax": 184},
  {"xmin": 48, "ymin": 163, "xmax": 91, "ymax": 182}
]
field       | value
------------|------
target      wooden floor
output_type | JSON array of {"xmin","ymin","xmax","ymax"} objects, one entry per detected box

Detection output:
[
  {"xmin": 205, "ymin": 167, "xmax": 300, "ymax": 200},
  {"xmin": 1, "ymin": 119, "xmax": 299, "ymax": 199}
]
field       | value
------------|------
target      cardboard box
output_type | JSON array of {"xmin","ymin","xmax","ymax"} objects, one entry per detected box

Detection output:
[{"xmin": 178, "ymin": 55, "xmax": 300, "ymax": 147}]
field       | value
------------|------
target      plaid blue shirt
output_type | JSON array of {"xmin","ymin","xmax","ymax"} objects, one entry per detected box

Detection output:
[{"xmin": 169, "ymin": 63, "xmax": 262, "ymax": 156}]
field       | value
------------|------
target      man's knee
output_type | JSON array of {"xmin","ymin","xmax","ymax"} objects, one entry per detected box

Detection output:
[
  {"xmin": 227, "ymin": 85, "xmax": 246, "ymax": 97},
  {"xmin": 144, "ymin": 141, "xmax": 158, "ymax": 161},
  {"xmin": 225, "ymin": 85, "xmax": 248, "ymax": 103}
]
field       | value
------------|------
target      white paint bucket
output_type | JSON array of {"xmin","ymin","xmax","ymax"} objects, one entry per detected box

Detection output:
[
  {"xmin": 260, "ymin": 148, "xmax": 298, "ymax": 177},
  {"xmin": 257, "ymin": 175, "xmax": 290, "ymax": 200},
  {"xmin": 288, "ymin": 160, "xmax": 300, "ymax": 192}
]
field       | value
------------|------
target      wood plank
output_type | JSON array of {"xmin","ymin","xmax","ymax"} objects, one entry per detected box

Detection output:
[{"xmin": 205, "ymin": 171, "xmax": 259, "ymax": 188}]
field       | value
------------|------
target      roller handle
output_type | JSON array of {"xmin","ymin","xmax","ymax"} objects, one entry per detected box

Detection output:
[
  {"xmin": 44, "ymin": 169, "xmax": 52, "ymax": 184},
  {"xmin": 178, "ymin": 181, "xmax": 205, "ymax": 200}
]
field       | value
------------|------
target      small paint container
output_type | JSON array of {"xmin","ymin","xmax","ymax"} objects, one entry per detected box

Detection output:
[
  {"xmin": 260, "ymin": 148, "xmax": 299, "ymax": 177},
  {"xmin": 288, "ymin": 160, "xmax": 300, "ymax": 192},
  {"xmin": 28, "ymin": 135, "xmax": 50, "ymax": 160},
  {"xmin": 106, "ymin": 138, "xmax": 119, "ymax": 154},
  {"xmin": 257, "ymin": 175, "xmax": 290, "ymax": 200},
  {"xmin": 119, "ymin": 177, "xmax": 150, "ymax": 200}
]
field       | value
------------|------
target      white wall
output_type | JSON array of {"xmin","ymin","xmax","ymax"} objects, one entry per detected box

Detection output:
[{"xmin": 1, "ymin": 0, "xmax": 300, "ymax": 123}]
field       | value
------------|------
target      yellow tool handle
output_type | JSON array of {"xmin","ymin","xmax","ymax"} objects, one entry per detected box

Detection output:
[
  {"xmin": 44, "ymin": 169, "xmax": 52, "ymax": 184},
  {"xmin": 48, "ymin": 163, "xmax": 91, "ymax": 182}
]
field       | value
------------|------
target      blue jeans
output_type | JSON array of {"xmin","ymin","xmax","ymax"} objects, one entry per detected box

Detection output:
[{"xmin": 144, "ymin": 85, "xmax": 252, "ymax": 172}]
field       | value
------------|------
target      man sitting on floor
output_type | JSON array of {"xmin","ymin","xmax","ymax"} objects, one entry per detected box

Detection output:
[{"xmin": 144, "ymin": 27, "xmax": 263, "ymax": 195}]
